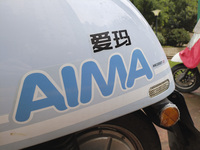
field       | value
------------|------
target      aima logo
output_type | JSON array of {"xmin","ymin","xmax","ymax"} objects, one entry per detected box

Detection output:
[{"xmin": 14, "ymin": 49, "xmax": 153, "ymax": 123}]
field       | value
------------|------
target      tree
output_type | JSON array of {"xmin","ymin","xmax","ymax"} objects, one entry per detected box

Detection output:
[
  {"xmin": 166, "ymin": 28, "xmax": 190, "ymax": 46},
  {"xmin": 131, "ymin": 0, "xmax": 198, "ymax": 32},
  {"xmin": 131, "ymin": 0, "xmax": 198, "ymax": 46},
  {"xmin": 130, "ymin": 0, "xmax": 156, "ymax": 25},
  {"xmin": 166, "ymin": 0, "xmax": 198, "ymax": 32}
]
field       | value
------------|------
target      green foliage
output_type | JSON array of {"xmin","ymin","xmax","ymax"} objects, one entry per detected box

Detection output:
[
  {"xmin": 131, "ymin": 0, "xmax": 198, "ymax": 32},
  {"xmin": 166, "ymin": 28, "xmax": 190, "ymax": 47},
  {"xmin": 156, "ymin": 32, "xmax": 166, "ymax": 45},
  {"xmin": 130, "ymin": 0, "xmax": 155, "ymax": 25},
  {"xmin": 166, "ymin": 0, "xmax": 198, "ymax": 32},
  {"xmin": 131, "ymin": 0, "xmax": 197, "ymax": 47}
]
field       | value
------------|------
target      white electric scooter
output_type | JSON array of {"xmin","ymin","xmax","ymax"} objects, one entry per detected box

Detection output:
[
  {"xmin": 171, "ymin": 20, "xmax": 200, "ymax": 93},
  {"xmin": 0, "ymin": 1, "xmax": 200, "ymax": 150}
]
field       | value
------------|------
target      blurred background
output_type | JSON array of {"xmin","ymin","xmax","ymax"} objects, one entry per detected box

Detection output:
[{"xmin": 131, "ymin": 1, "xmax": 200, "ymax": 149}]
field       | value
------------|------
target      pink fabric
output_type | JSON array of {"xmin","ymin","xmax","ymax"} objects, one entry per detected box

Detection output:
[{"xmin": 179, "ymin": 39, "xmax": 200, "ymax": 68}]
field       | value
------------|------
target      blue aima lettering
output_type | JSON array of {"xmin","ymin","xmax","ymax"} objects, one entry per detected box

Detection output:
[{"xmin": 14, "ymin": 49, "xmax": 153, "ymax": 123}]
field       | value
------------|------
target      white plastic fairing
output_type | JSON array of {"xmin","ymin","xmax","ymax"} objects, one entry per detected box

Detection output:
[
  {"xmin": 171, "ymin": 52, "xmax": 183, "ymax": 63},
  {"xmin": 187, "ymin": 33, "xmax": 200, "ymax": 49},
  {"xmin": 0, "ymin": 0, "xmax": 175, "ymax": 149},
  {"xmin": 194, "ymin": 19, "xmax": 200, "ymax": 34}
]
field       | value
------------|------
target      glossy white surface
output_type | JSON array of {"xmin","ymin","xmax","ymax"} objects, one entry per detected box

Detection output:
[{"xmin": 0, "ymin": 0, "xmax": 174, "ymax": 149}]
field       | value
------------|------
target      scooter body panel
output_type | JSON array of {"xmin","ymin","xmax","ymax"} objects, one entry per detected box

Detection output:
[
  {"xmin": 171, "ymin": 52, "xmax": 183, "ymax": 63},
  {"xmin": 0, "ymin": 0, "xmax": 177, "ymax": 149}
]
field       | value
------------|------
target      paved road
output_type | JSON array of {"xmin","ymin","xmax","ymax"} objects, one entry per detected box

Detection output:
[{"xmin": 157, "ymin": 87, "xmax": 200, "ymax": 150}]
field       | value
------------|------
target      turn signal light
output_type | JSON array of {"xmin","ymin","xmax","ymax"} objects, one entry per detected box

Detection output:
[{"xmin": 160, "ymin": 104, "xmax": 180, "ymax": 127}]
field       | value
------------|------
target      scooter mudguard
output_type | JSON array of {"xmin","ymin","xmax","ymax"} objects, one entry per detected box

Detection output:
[{"xmin": 167, "ymin": 91, "xmax": 200, "ymax": 150}]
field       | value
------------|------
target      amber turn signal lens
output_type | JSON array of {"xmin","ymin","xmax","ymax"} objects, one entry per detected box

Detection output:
[{"xmin": 160, "ymin": 104, "xmax": 180, "ymax": 127}]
